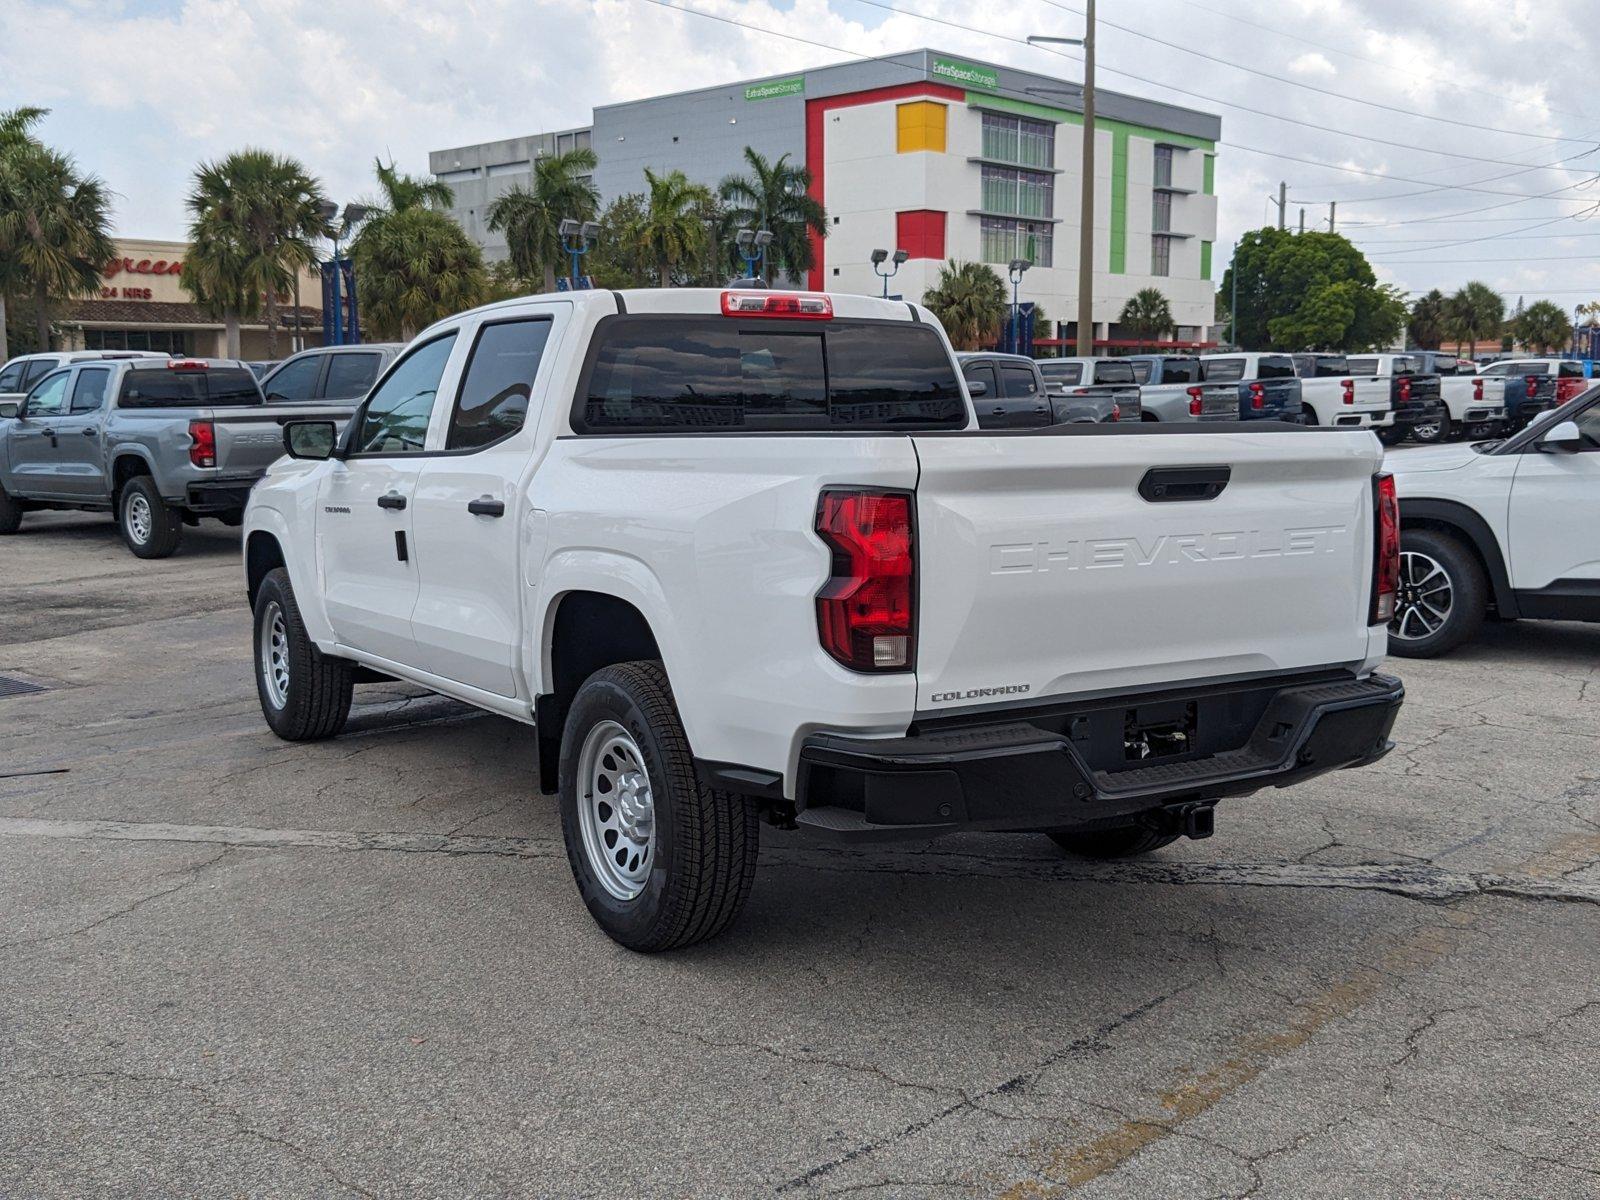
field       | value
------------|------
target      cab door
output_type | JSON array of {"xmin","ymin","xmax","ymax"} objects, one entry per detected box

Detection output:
[
  {"xmin": 408, "ymin": 310, "xmax": 559, "ymax": 697},
  {"xmin": 51, "ymin": 366, "xmax": 113, "ymax": 498},
  {"xmin": 6, "ymin": 369, "xmax": 72, "ymax": 497},
  {"xmin": 318, "ymin": 332, "xmax": 462, "ymax": 665},
  {"xmin": 1507, "ymin": 398, "xmax": 1600, "ymax": 592}
]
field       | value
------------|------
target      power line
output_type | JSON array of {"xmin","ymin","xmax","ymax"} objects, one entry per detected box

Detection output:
[
  {"xmin": 1350, "ymin": 209, "xmax": 1600, "ymax": 256},
  {"xmin": 1367, "ymin": 253, "xmax": 1600, "ymax": 264},
  {"xmin": 1035, "ymin": 0, "xmax": 1584, "ymax": 143}
]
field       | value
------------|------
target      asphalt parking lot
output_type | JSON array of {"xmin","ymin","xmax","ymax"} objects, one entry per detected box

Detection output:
[{"xmin": 1, "ymin": 509, "xmax": 1597, "ymax": 1199}]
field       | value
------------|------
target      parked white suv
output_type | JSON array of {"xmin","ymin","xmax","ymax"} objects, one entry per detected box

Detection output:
[
  {"xmin": 243, "ymin": 288, "xmax": 1405, "ymax": 950},
  {"xmin": 1387, "ymin": 388, "xmax": 1600, "ymax": 655}
]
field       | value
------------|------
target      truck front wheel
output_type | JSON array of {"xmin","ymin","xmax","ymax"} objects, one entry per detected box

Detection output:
[
  {"xmin": 119, "ymin": 476, "xmax": 183, "ymax": 558},
  {"xmin": 1049, "ymin": 826, "xmax": 1179, "ymax": 858},
  {"xmin": 252, "ymin": 567, "xmax": 353, "ymax": 740},
  {"xmin": 1386, "ymin": 529, "xmax": 1486, "ymax": 658},
  {"xmin": 558, "ymin": 661, "xmax": 759, "ymax": 952},
  {"xmin": 0, "ymin": 481, "xmax": 23, "ymax": 534}
]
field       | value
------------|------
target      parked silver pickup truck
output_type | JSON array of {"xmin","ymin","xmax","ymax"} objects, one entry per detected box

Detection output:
[{"xmin": 0, "ymin": 357, "xmax": 358, "ymax": 557}]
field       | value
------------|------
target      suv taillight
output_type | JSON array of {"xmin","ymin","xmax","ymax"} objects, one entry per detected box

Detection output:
[
  {"xmin": 1341, "ymin": 379, "xmax": 1354, "ymax": 405},
  {"xmin": 1372, "ymin": 473, "xmax": 1400, "ymax": 625},
  {"xmin": 1187, "ymin": 385, "xmax": 1203, "ymax": 416},
  {"xmin": 815, "ymin": 490, "xmax": 914, "ymax": 672},
  {"xmin": 1249, "ymin": 380, "xmax": 1265, "ymax": 409},
  {"xmin": 188, "ymin": 419, "xmax": 216, "ymax": 469}
]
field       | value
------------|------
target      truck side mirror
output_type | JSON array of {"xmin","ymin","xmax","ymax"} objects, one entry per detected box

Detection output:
[
  {"xmin": 1539, "ymin": 419, "xmax": 1583, "ymax": 453},
  {"xmin": 0, "ymin": 400, "xmax": 18, "ymax": 419},
  {"xmin": 283, "ymin": 420, "xmax": 338, "ymax": 460},
  {"xmin": 966, "ymin": 379, "xmax": 988, "ymax": 397}
]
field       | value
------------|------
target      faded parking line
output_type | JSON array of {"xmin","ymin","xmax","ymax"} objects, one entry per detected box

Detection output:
[{"xmin": 1, "ymin": 816, "xmax": 1596, "ymax": 905}]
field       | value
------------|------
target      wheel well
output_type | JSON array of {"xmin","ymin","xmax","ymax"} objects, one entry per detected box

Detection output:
[
  {"xmin": 111, "ymin": 455, "xmax": 150, "ymax": 500},
  {"xmin": 1400, "ymin": 515, "xmax": 1500, "ymax": 612},
  {"xmin": 536, "ymin": 591, "xmax": 662, "ymax": 795},
  {"xmin": 245, "ymin": 532, "xmax": 286, "ymax": 607},
  {"xmin": 1141, "ymin": 411, "xmax": 1159, "ymax": 422}
]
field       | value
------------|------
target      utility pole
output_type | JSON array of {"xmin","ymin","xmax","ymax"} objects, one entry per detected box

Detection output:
[
  {"xmin": 1028, "ymin": 0, "xmax": 1096, "ymax": 355},
  {"xmin": 1328, "ymin": 201, "xmax": 1337, "ymax": 234},
  {"xmin": 1298, "ymin": 208, "xmax": 1305, "ymax": 234},
  {"xmin": 1276, "ymin": 182, "xmax": 1287, "ymax": 230}
]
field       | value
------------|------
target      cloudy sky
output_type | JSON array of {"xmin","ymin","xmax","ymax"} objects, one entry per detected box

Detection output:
[{"xmin": 4, "ymin": 0, "xmax": 1597, "ymax": 310}]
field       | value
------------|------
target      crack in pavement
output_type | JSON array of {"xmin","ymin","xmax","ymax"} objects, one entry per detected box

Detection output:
[{"xmin": 1, "ymin": 816, "xmax": 1597, "ymax": 905}]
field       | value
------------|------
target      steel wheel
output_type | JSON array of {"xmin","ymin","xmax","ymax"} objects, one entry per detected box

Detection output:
[
  {"xmin": 126, "ymin": 492, "xmax": 152, "ymax": 545},
  {"xmin": 1390, "ymin": 551, "xmax": 1454, "ymax": 642},
  {"xmin": 576, "ymin": 719, "xmax": 655, "ymax": 901},
  {"xmin": 258, "ymin": 599, "xmax": 291, "ymax": 709}
]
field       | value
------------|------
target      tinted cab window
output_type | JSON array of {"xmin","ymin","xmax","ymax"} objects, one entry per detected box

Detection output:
[
  {"xmin": 119, "ymin": 367, "xmax": 262, "ymax": 407},
  {"xmin": 1202, "ymin": 358, "xmax": 1244, "ymax": 383},
  {"xmin": 1256, "ymin": 356, "xmax": 1297, "ymax": 379},
  {"xmin": 447, "ymin": 319, "xmax": 551, "ymax": 450},
  {"xmin": 1092, "ymin": 360, "xmax": 1135, "ymax": 384},
  {"xmin": 70, "ymin": 368, "xmax": 112, "ymax": 413},
  {"xmin": 24, "ymin": 370, "xmax": 70, "ymax": 416},
  {"xmin": 1038, "ymin": 362, "xmax": 1083, "ymax": 387},
  {"xmin": 353, "ymin": 334, "xmax": 457, "ymax": 454},
  {"xmin": 324, "ymin": 352, "xmax": 384, "ymax": 400},
  {"xmin": 263, "ymin": 355, "xmax": 323, "ymax": 402},
  {"xmin": 0, "ymin": 360, "xmax": 28, "ymax": 392}
]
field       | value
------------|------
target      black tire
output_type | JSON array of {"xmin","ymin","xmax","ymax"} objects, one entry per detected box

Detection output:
[
  {"xmin": 1049, "ymin": 825, "xmax": 1180, "ymax": 858},
  {"xmin": 1376, "ymin": 425, "xmax": 1408, "ymax": 447},
  {"xmin": 252, "ymin": 567, "xmax": 353, "ymax": 740},
  {"xmin": 559, "ymin": 661, "xmax": 758, "ymax": 952},
  {"xmin": 118, "ymin": 475, "xmax": 183, "ymax": 558},
  {"xmin": 1386, "ymin": 528, "xmax": 1487, "ymax": 659},
  {"xmin": 0, "ymin": 480, "xmax": 23, "ymax": 535},
  {"xmin": 1301, "ymin": 404, "xmax": 1318, "ymax": 427}
]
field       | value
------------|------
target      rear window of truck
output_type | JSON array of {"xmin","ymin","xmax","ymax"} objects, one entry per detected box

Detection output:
[
  {"xmin": 1299, "ymin": 355, "xmax": 1348, "ymax": 377},
  {"xmin": 119, "ymin": 367, "xmax": 263, "ymax": 408},
  {"xmin": 1147, "ymin": 358, "xmax": 1200, "ymax": 383},
  {"xmin": 1201, "ymin": 358, "xmax": 1243, "ymax": 382},
  {"xmin": 1256, "ymin": 356, "xmax": 1297, "ymax": 379},
  {"xmin": 576, "ymin": 317, "xmax": 965, "ymax": 432},
  {"xmin": 1091, "ymin": 360, "xmax": 1136, "ymax": 384}
]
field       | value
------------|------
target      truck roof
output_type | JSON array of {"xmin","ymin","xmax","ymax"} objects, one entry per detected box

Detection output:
[{"xmin": 432, "ymin": 287, "xmax": 924, "ymax": 330}]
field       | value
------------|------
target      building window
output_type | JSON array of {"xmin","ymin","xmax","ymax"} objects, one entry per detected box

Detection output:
[
  {"xmin": 83, "ymin": 328, "xmax": 193, "ymax": 354},
  {"xmin": 896, "ymin": 101, "xmax": 948, "ymax": 153},
  {"xmin": 981, "ymin": 166, "xmax": 1054, "ymax": 219},
  {"xmin": 981, "ymin": 217, "xmax": 1053, "ymax": 268},
  {"xmin": 981, "ymin": 112, "xmax": 1055, "ymax": 169},
  {"xmin": 1151, "ymin": 235, "xmax": 1172, "ymax": 277},
  {"xmin": 896, "ymin": 210, "xmax": 947, "ymax": 259},
  {"xmin": 1154, "ymin": 145, "xmax": 1174, "ymax": 189},
  {"xmin": 1152, "ymin": 190, "xmax": 1172, "ymax": 233}
]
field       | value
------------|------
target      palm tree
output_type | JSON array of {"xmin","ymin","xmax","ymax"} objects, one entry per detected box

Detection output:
[
  {"xmin": 182, "ymin": 149, "xmax": 329, "ymax": 357},
  {"xmin": 637, "ymin": 169, "xmax": 713, "ymax": 286},
  {"xmin": 1119, "ymin": 287, "xmax": 1174, "ymax": 351},
  {"xmin": 486, "ymin": 148, "xmax": 599, "ymax": 291},
  {"xmin": 921, "ymin": 260, "xmax": 1006, "ymax": 351},
  {"xmin": 718, "ymin": 148, "xmax": 827, "ymax": 285},
  {"xmin": 1447, "ymin": 281, "xmax": 1505, "ymax": 359},
  {"xmin": 1408, "ymin": 288, "xmax": 1448, "ymax": 350},
  {"xmin": 350, "ymin": 160, "xmax": 487, "ymax": 340},
  {"xmin": 1513, "ymin": 300, "xmax": 1571, "ymax": 354},
  {"xmin": 0, "ymin": 109, "xmax": 114, "ymax": 353}
]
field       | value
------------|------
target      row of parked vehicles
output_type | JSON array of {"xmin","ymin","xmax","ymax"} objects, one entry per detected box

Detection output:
[
  {"xmin": 963, "ymin": 348, "xmax": 1583, "ymax": 446},
  {"xmin": 1, "ymin": 287, "xmax": 1596, "ymax": 951}
]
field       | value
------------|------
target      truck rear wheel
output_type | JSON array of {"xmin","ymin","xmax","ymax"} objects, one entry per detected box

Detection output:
[
  {"xmin": 1386, "ymin": 528, "xmax": 1486, "ymax": 658},
  {"xmin": 119, "ymin": 476, "xmax": 183, "ymax": 558},
  {"xmin": 0, "ymin": 481, "xmax": 23, "ymax": 534},
  {"xmin": 1376, "ymin": 425, "xmax": 1408, "ymax": 447},
  {"xmin": 1409, "ymin": 415, "xmax": 1448, "ymax": 443},
  {"xmin": 1049, "ymin": 826, "xmax": 1179, "ymax": 858},
  {"xmin": 558, "ymin": 661, "xmax": 758, "ymax": 952},
  {"xmin": 252, "ymin": 567, "xmax": 353, "ymax": 740}
]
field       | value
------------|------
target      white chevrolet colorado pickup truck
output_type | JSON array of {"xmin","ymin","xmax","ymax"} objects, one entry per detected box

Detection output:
[{"xmin": 243, "ymin": 288, "xmax": 1405, "ymax": 951}]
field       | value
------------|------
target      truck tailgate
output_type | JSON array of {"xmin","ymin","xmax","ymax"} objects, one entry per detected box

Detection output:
[
  {"xmin": 212, "ymin": 404, "xmax": 357, "ymax": 476},
  {"xmin": 909, "ymin": 429, "xmax": 1382, "ymax": 713}
]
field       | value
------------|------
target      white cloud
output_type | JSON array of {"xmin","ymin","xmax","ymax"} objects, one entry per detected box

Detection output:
[{"xmin": 1286, "ymin": 52, "xmax": 1336, "ymax": 79}]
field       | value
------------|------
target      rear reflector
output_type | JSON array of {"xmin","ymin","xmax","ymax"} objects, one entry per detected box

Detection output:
[
  {"xmin": 1372, "ymin": 472, "xmax": 1400, "ymax": 625},
  {"xmin": 722, "ymin": 291, "xmax": 832, "ymax": 319},
  {"xmin": 188, "ymin": 418, "xmax": 216, "ymax": 469},
  {"xmin": 815, "ymin": 490, "xmax": 914, "ymax": 673}
]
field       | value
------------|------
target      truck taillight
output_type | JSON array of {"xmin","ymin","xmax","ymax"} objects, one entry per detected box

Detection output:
[
  {"xmin": 722, "ymin": 290, "xmax": 832, "ymax": 319},
  {"xmin": 188, "ymin": 419, "xmax": 216, "ymax": 469},
  {"xmin": 1525, "ymin": 375, "xmax": 1539, "ymax": 399},
  {"xmin": 1473, "ymin": 378, "xmax": 1484, "ymax": 402},
  {"xmin": 815, "ymin": 490, "xmax": 914, "ymax": 672},
  {"xmin": 1341, "ymin": 379, "xmax": 1354, "ymax": 405},
  {"xmin": 1187, "ymin": 386, "xmax": 1203, "ymax": 416},
  {"xmin": 1111, "ymin": 403, "xmax": 1121, "ymax": 421},
  {"xmin": 1371, "ymin": 472, "xmax": 1400, "ymax": 625},
  {"xmin": 1398, "ymin": 377, "xmax": 1412, "ymax": 403},
  {"xmin": 1249, "ymin": 381, "xmax": 1265, "ymax": 409}
]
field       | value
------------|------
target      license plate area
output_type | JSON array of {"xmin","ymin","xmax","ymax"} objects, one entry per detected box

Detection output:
[{"xmin": 1123, "ymin": 701, "xmax": 1197, "ymax": 761}]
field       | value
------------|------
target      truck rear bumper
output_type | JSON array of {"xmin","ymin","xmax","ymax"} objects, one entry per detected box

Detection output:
[
  {"xmin": 793, "ymin": 672, "xmax": 1403, "ymax": 841},
  {"xmin": 185, "ymin": 477, "xmax": 259, "ymax": 512}
]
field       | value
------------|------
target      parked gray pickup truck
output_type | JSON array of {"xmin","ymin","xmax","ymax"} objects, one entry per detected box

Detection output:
[{"xmin": 0, "ymin": 357, "xmax": 357, "ymax": 557}]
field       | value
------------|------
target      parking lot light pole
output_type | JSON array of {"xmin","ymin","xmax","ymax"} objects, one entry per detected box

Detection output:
[
  {"xmin": 559, "ymin": 220, "xmax": 601, "ymax": 289},
  {"xmin": 1008, "ymin": 258, "xmax": 1031, "ymax": 353},
  {"xmin": 317, "ymin": 201, "xmax": 370, "ymax": 347},
  {"xmin": 870, "ymin": 248, "xmax": 909, "ymax": 298},
  {"xmin": 735, "ymin": 228, "xmax": 775, "ymax": 282},
  {"xmin": 1030, "ymin": 3, "xmax": 1095, "ymax": 356}
]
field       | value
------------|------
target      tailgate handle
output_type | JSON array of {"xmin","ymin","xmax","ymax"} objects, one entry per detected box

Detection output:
[{"xmin": 1139, "ymin": 465, "xmax": 1230, "ymax": 503}]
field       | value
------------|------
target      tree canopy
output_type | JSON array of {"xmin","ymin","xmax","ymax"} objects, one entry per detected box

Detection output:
[
  {"xmin": 922, "ymin": 260, "xmax": 1006, "ymax": 351},
  {"xmin": 1513, "ymin": 299, "xmax": 1572, "ymax": 354},
  {"xmin": 1119, "ymin": 287, "xmax": 1174, "ymax": 350},
  {"xmin": 718, "ymin": 147, "xmax": 827, "ymax": 285},
  {"xmin": 485, "ymin": 148, "xmax": 599, "ymax": 292},
  {"xmin": 1220, "ymin": 228, "xmax": 1405, "ymax": 351}
]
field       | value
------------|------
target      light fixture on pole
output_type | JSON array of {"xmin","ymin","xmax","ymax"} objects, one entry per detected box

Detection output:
[
  {"xmin": 559, "ymin": 219, "xmax": 601, "ymax": 289},
  {"xmin": 870, "ymin": 248, "xmax": 909, "ymax": 298},
  {"xmin": 1029, "ymin": 2, "xmax": 1095, "ymax": 357},
  {"xmin": 317, "ymin": 201, "xmax": 372, "ymax": 347},
  {"xmin": 735, "ymin": 228, "xmax": 775, "ymax": 282},
  {"xmin": 1008, "ymin": 258, "xmax": 1032, "ymax": 354}
]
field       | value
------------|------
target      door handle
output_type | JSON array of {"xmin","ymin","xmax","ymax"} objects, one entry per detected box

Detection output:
[
  {"xmin": 81, "ymin": 427, "xmax": 97, "ymax": 437},
  {"xmin": 467, "ymin": 497, "xmax": 505, "ymax": 517},
  {"xmin": 377, "ymin": 492, "xmax": 407, "ymax": 511}
]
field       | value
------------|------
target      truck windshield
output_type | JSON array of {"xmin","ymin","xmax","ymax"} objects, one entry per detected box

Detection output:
[
  {"xmin": 577, "ymin": 317, "xmax": 965, "ymax": 432},
  {"xmin": 119, "ymin": 367, "xmax": 263, "ymax": 408}
]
